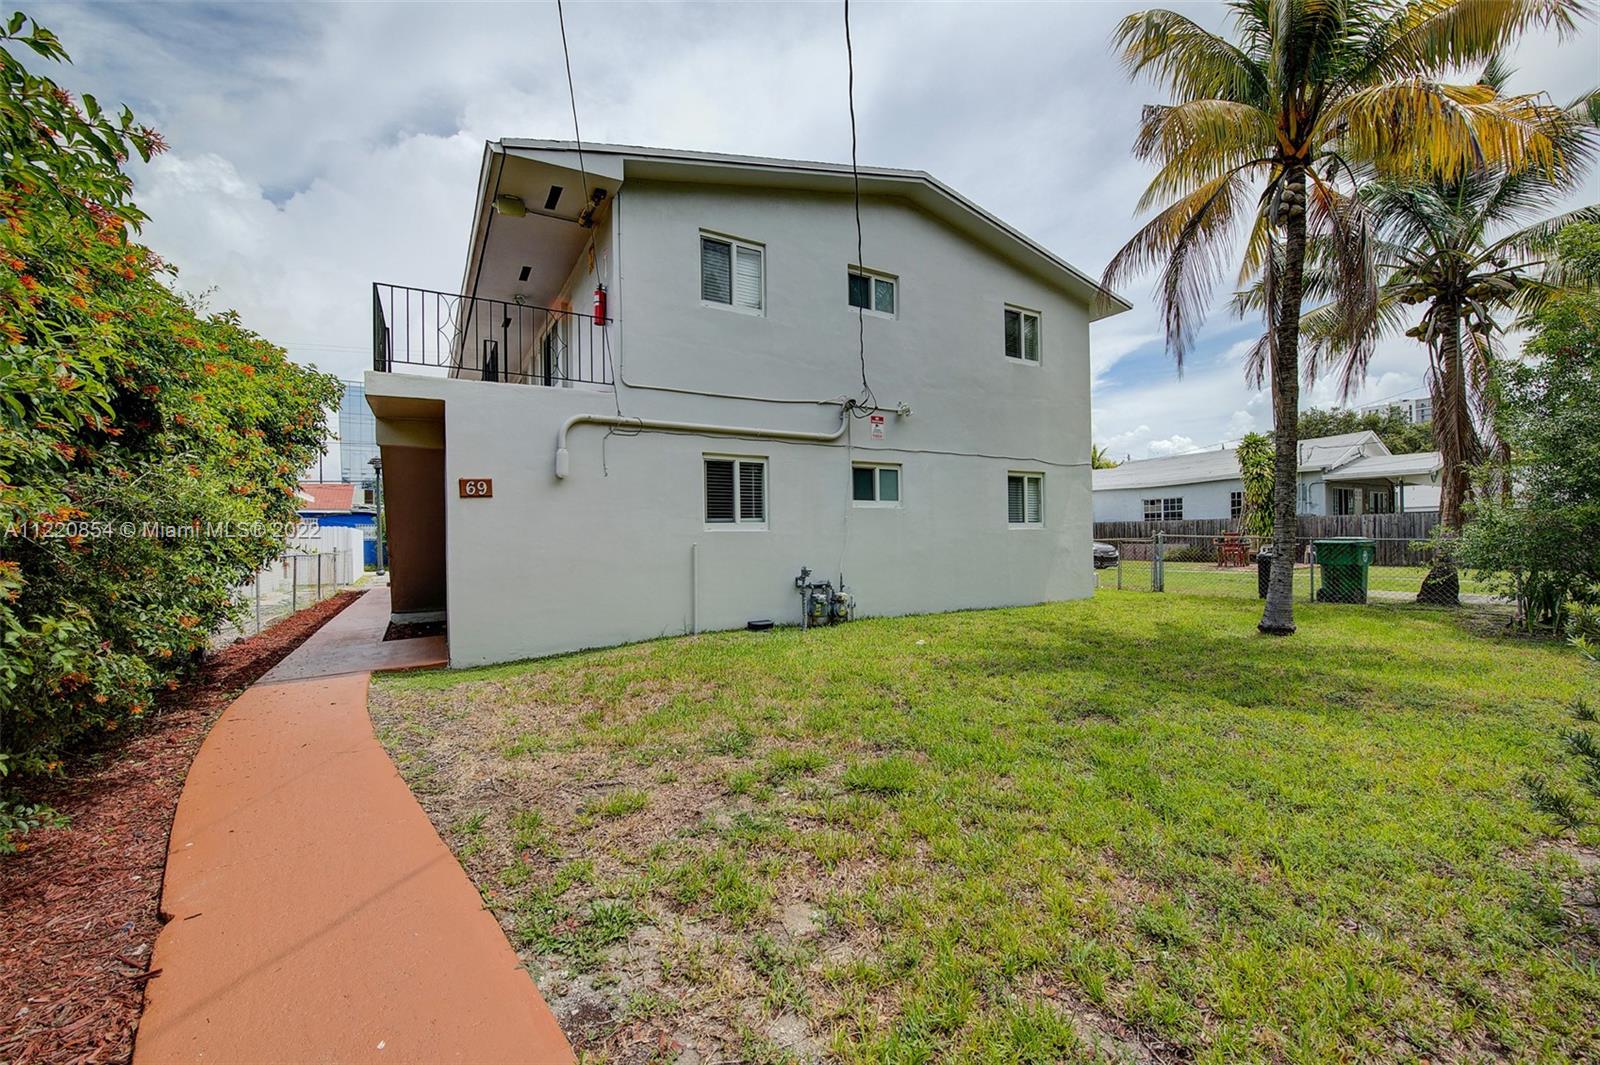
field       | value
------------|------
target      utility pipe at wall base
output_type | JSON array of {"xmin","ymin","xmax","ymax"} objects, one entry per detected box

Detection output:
[
  {"xmin": 690, "ymin": 542, "xmax": 700, "ymax": 635},
  {"xmin": 553, "ymin": 408, "xmax": 852, "ymax": 479}
]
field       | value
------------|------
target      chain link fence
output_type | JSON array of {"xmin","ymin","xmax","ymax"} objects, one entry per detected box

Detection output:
[
  {"xmin": 211, "ymin": 550, "xmax": 355, "ymax": 646},
  {"xmin": 1093, "ymin": 533, "xmax": 1502, "ymax": 606}
]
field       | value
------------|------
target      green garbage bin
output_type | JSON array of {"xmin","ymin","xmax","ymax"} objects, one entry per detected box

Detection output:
[{"xmin": 1314, "ymin": 537, "xmax": 1377, "ymax": 603}]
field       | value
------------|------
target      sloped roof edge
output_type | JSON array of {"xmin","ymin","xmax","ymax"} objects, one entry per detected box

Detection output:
[{"xmin": 492, "ymin": 139, "xmax": 1132, "ymax": 320}]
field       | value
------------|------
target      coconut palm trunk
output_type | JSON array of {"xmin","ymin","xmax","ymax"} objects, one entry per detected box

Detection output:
[
  {"xmin": 1261, "ymin": 166, "xmax": 1308, "ymax": 634},
  {"xmin": 1102, "ymin": 0, "xmax": 1583, "ymax": 636},
  {"xmin": 1420, "ymin": 297, "xmax": 1472, "ymax": 604}
]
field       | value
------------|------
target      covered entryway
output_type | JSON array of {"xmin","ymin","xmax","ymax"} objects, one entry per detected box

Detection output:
[
  {"xmin": 1323, "ymin": 451, "xmax": 1443, "ymax": 515},
  {"xmin": 368, "ymin": 394, "xmax": 446, "ymax": 625}
]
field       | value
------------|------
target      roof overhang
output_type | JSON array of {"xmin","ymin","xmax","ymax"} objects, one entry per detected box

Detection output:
[
  {"xmin": 1323, "ymin": 452, "xmax": 1443, "ymax": 484},
  {"xmin": 455, "ymin": 144, "xmax": 625, "ymax": 309},
  {"xmin": 465, "ymin": 140, "xmax": 1132, "ymax": 320}
]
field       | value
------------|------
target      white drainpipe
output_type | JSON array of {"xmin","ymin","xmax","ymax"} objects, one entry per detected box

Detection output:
[{"xmin": 554, "ymin": 406, "xmax": 852, "ymax": 479}]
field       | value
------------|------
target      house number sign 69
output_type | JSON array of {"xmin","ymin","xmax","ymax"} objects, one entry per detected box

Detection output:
[{"xmin": 458, "ymin": 478, "xmax": 493, "ymax": 499}]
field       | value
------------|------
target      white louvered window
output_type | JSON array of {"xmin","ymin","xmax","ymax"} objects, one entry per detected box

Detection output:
[
  {"xmin": 701, "ymin": 233, "xmax": 764, "ymax": 313},
  {"xmin": 1008, "ymin": 473, "xmax": 1043, "ymax": 526},
  {"xmin": 1004, "ymin": 306, "xmax": 1041, "ymax": 362},
  {"xmin": 705, "ymin": 456, "xmax": 766, "ymax": 526}
]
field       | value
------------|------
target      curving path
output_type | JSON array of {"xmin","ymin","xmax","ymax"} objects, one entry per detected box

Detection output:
[{"xmin": 136, "ymin": 586, "xmax": 573, "ymax": 1064}]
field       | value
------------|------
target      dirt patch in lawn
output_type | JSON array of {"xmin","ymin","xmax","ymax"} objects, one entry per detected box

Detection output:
[
  {"xmin": 0, "ymin": 589, "xmax": 362, "ymax": 1064},
  {"xmin": 373, "ymin": 676, "xmax": 896, "ymax": 1064}
]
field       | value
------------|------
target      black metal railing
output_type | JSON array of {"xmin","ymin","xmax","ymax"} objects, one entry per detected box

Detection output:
[{"xmin": 372, "ymin": 282, "xmax": 613, "ymax": 387}]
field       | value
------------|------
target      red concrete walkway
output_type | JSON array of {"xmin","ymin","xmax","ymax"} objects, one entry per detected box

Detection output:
[{"xmin": 137, "ymin": 587, "xmax": 574, "ymax": 1064}]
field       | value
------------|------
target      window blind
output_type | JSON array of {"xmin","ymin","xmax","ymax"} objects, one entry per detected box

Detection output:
[
  {"xmin": 1025, "ymin": 477, "xmax": 1043, "ymax": 523},
  {"xmin": 1008, "ymin": 475, "xmax": 1026, "ymax": 524},
  {"xmin": 734, "ymin": 246, "xmax": 763, "ymax": 310},
  {"xmin": 1022, "ymin": 313, "xmax": 1040, "ymax": 361},
  {"xmin": 705, "ymin": 459, "xmax": 735, "ymax": 522},
  {"xmin": 738, "ymin": 460, "xmax": 765, "ymax": 521},
  {"xmin": 1004, "ymin": 309, "xmax": 1021, "ymax": 359},
  {"xmin": 701, "ymin": 238, "xmax": 732, "ymax": 304}
]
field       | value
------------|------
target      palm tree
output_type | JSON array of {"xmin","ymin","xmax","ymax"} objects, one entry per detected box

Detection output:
[
  {"xmin": 1293, "ymin": 74, "xmax": 1598, "ymax": 603},
  {"xmin": 1091, "ymin": 444, "xmax": 1122, "ymax": 469},
  {"xmin": 1102, "ymin": 0, "xmax": 1583, "ymax": 635}
]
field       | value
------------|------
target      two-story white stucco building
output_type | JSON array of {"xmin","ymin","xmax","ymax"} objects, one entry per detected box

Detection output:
[{"xmin": 365, "ymin": 141, "xmax": 1129, "ymax": 667}]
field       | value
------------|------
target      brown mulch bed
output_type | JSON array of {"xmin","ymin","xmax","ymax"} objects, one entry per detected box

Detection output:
[{"xmin": 0, "ymin": 589, "xmax": 364, "ymax": 1065}]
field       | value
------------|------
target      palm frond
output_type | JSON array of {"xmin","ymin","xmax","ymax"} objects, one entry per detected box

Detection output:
[
  {"xmin": 1331, "ymin": 81, "xmax": 1573, "ymax": 180},
  {"xmin": 1494, "ymin": 202, "xmax": 1600, "ymax": 259},
  {"xmin": 1103, "ymin": 168, "xmax": 1254, "ymax": 368},
  {"xmin": 1113, "ymin": 9, "xmax": 1269, "ymax": 104},
  {"xmin": 1133, "ymin": 99, "xmax": 1278, "ymax": 166},
  {"xmin": 1568, "ymin": 87, "xmax": 1600, "ymax": 127},
  {"xmin": 1355, "ymin": 0, "xmax": 1586, "ymax": 85},
  {"xmin": 1265, "ymin": 173, "xmax": 1381, "ymax": 397},
  {"xmin": 1477, "ymin": 53, "xmax": 1515, "ymax": 93}
]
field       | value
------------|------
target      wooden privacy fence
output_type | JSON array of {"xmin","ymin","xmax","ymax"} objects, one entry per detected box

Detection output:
[{"xmin": 1093, "ymin": 511, "xmax": 1442, "ymax": 567}]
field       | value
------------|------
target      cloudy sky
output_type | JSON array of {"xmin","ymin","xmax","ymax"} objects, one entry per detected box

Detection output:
[{"xmin": 32, "ymin": 1, "xmax": 1600, "ymax": 466}]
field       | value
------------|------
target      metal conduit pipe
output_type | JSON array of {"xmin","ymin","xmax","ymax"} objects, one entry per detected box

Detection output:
[{"xmin": 554, "ymin": 405, "xmax": 852, "ymax": 479}]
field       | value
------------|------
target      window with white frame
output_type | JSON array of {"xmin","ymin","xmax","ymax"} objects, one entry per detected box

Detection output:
[
  {"xmin": 851, "ymin": 462, "xmax": 901, "ymax": 505},
  {"xmin": 1007, "ymin": 473, "xmax": 1044, "ymax": 525},
  {"xmin": 847, "ymin": 269, "xmax": 896, "ymax": 316},
  {"xmin": 704, "ymin": 456, "xmax": 767, "ymax": 526},
  {"xmin": 1004, "ymin": 306, "xmax": 1041, "ymax": 362},
  {"xmin": 1143, "ymin": 497, "xmax": 1183, "ymax": 521},
  {"xmin": 700, "ymin": 233, "xmax": 764, "ymax": 313},
  {"xmin": 1230, "ymin": 491, "xmax": 1244, "ymax": 519}
]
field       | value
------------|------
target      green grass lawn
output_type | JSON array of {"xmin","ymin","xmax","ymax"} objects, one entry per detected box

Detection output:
[
  {"xmin": 1098, "ymin": 563, "xmax": 1499, "ymax": 601},
  {"xmin": 373, "ymin": 592, "xmax": 1599, "ymax": 1064}
]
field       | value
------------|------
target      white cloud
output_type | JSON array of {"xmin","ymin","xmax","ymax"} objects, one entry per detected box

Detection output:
[
  {"xmin": 30, "ymin": 0, "xmax": 1600, "ymax": 473},
  {"xmin": 1146, "ymin": 435, "xmax": 1203, "ymax": 457}
]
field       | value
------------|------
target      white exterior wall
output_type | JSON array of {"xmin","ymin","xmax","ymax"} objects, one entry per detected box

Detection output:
[
  {"xmin": 371, "ymin": 180, "xmax": 1098, "ymax": 667},
  {"xmin": 1092, "ymin": 479, "xmax": 1242, "ymax": 523},
  {"xmin": 1092, "ymin": 474, "xmax": 1344, "ymax": 521}
]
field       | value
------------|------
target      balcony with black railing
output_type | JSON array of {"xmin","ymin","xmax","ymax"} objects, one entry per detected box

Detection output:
[{"xmin": 372, "ymin": 282, "xmax": 613, "ymax": 387}]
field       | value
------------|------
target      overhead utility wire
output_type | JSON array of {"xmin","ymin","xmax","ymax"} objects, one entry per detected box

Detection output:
[
  {"xmin": 844, "ymin": 0, "xmax": 875, "ymax": 415},
  {"xmin": 556, "ymin": 0, "xmax": 590, "ymax": 205}
]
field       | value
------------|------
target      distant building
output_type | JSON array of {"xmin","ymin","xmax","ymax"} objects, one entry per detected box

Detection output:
[
  {"xmin": 338, "ymin": 380, "xmax": 379, "ymax": 506},
  {"xmin": 1356, "ymin": 394, "xmax": 1433, "ymax": 425},
  {"xmin": 1092, "ymin": 431, "xmax": 1443, "ymax": 522},
  {"xmin": 298, "ymin": 481, "xmax": 379, "ymax": 567}
]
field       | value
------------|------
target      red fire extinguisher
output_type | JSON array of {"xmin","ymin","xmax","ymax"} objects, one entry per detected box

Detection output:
[{"xmin": 593, "ymin": 283, "xmax": 607, "ymax": 326}]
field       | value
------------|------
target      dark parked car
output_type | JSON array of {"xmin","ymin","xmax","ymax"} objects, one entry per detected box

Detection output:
[{"xmin": 1093, "ymin": 541, "xmax": 1119, "ymax": 569}]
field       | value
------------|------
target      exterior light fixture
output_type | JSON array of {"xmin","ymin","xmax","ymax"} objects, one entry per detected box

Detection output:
[{"xmin": 493, "ymin": 194, "xmax": 527, "ymax": 218}]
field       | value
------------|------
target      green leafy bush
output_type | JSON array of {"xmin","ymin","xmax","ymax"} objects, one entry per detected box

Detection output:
[
  {"xmin": 1234, "ymin": 432, "xmax": 1274, "ymax": 539},
  {"xmin": 1457, "ymin": 224, "xmax": 1600, "ymax": 632},
  {"xmin": 0, "ymin": 14, "xmax": 339, "ymax": 851}
]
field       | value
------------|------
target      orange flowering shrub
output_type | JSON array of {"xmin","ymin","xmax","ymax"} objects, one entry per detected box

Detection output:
[{"xmin": 0, "ymin": 14, "xmax": 340, "ymax": 851}]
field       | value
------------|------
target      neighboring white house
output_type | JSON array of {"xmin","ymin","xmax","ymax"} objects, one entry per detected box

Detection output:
[
  {"xmin": 364, "ymin": 140, "xmax": 1129, "ymax": 667},
  {"xmin": 1091, "ymin": 431, "xmax": 1443, "ymax": 524}
]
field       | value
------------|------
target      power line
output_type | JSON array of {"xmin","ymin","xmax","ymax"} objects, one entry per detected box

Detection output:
[
  {"xmin": 555, "ymin": 0, "xmax": 590, "ymax": 206},
  {"xmin": 844, "ymin": 0, "xmax": 874, "ymax": 414}
]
